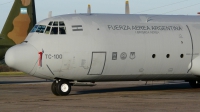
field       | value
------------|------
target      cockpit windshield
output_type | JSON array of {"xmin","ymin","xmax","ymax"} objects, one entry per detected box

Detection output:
[
  {"xmin": 30, "ymin": 21, "xmax": 66, "ymax": 35},
  {"xmin": 46, "ymin": 21, "xmax": 66, "ymax": 35}
]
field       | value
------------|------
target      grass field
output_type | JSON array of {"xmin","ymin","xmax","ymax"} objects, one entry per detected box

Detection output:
[{"xmin": 0, "ymin": 72, "xmax": 27, "ymax": 76}]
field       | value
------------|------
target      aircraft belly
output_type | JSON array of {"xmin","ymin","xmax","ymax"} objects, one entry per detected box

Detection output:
[{"xmin": 61, "ymin": 73, "xmax": 199, "ymax": 82}]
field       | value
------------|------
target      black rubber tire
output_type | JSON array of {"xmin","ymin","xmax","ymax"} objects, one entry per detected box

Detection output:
[
  {"xmin": 51, "ymin": 81, "xmax": 59, "ymax": 96},
  {"xmin": 189, "ymin": 81, "xmax": 200, "ymax": 88},
  {"xmin": 56, "ymin": 80, "xmax": 71, "ymax": 96}
]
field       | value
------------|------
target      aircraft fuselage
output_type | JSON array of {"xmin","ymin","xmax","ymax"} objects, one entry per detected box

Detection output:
[{"xmin": 5, "ymin": 14, "xmax": 200, "ymax": 95}]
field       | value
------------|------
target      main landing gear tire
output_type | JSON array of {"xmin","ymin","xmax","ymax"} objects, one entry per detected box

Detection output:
[
  {"xmin": 189, "ymin": 80, "xmax": 200, "ymax": 88},
  {"xmin": 56, "ymin": 80, "xmax": 71, "ymax": 96},
  {"xmin": 51, "ymin": 81, "xmax": 59, "ymax": 96}
]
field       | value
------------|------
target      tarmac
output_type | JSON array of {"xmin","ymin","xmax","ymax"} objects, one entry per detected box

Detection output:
[{"xmin": 1, "ymin": 75, "xmax": 200, "ymax": 112}]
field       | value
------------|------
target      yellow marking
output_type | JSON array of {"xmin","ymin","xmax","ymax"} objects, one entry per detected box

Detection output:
[
  {"xmin": 8, "ymin": 14, "xmax": 31, "ymax": 44},
  {"xmin": 21, "ymin": 0, "xmax": 31, "ymax": 6}
]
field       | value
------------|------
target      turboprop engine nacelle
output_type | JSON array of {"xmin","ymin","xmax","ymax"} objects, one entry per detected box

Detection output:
[{"xmin": 189, "ymin": 55, "xmax": 200, "ymax": 76}]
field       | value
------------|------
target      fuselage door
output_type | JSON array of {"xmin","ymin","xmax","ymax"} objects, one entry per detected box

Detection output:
[{"xmin": 88, "ymin": 52, "xmax": 106, "ymax": 75}]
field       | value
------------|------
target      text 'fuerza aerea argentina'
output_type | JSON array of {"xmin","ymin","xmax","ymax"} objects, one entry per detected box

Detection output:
[
  {"xmin": 108, "ymin": 25, "xmax": 182, "ymax": 31},
  {"xmin": 107, "ymin": 25, "xmax": 182, "ymax": 34}
]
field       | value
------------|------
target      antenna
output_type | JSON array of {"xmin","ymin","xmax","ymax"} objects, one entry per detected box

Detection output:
[
  {"xmin": 48, "ymin": 11, "xmax": 52, "ymax": 18},
  {"xmin": 125, "ymin": 0, "xmax": 130, "ymax": 14},
  {"xmin": 87, "ymin": 4, "xmax": 91, "ymax": 14}
]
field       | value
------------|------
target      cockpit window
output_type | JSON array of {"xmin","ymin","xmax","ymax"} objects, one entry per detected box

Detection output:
[
  {"xmin": 48, "ymin": 21, "xmax": 53, "ymax": 26},
  {"xmin": 59, "ymin": 21, "xmax": 65, "ymax": 26},
  {"xmin": 59, "ymin": 27, "xmax": 66, "ymax": 34},
  {"xmin": 30, "ymin": 25, "xmax": 38, "ymax": 33},
  {"xmin": 36, "ymin": 25, "xmax": 46, "ymax": 33},
  {"xmin": 51, "ymin": 27, "xmax": 58, "ymax": 34},
  {"xmin": 53, "ymin": 21, "xmax": 58, "ymax": 26},
  {"xmin": 45, "ymin": 26, "xmax": 51, "ymax": 34},
  {"xmin": 46, "ymin": 21, "xmax": 67, "ymax": 35}
]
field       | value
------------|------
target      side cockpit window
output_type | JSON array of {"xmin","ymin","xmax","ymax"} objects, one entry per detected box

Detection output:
[
  {"xmin": 36, "ymin": 25, "xmax": 46, "ymax": 33},
  {"xmin": 30, "ymin": 25, "xmax": 38, "ymax": 33},
  {"xmin": 45, "ymin": 21, "xmax": 66, "ymax": 35},
  {"xmin": 30, "ymin": 25, "xmax": 46, "ymax": 33}
]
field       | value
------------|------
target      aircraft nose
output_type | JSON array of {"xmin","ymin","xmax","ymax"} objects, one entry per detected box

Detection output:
[{"xmin": 5, "ymin": 44, "xmax": 38, "ymax": 74}]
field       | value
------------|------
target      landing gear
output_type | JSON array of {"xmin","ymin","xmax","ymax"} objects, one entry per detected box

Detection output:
[
  {"xmin": 56, "ymin": 80, "xmax": 71, "ymax": 96},
  {"xmin": 51, "ymin": 79, "xmax": 72, "ymax": 96},
  {"xmin": 189, "ymin": 80, "xmax": 200, "ymax": 88},
  {"xmin": 51, "ymin": 81, "xmax": 59, "ymax": 96}
]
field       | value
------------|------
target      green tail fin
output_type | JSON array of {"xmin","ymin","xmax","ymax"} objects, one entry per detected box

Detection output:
[
  {"xmin": 0, "ymin": 0, "xmax": 36, "ymax": 59},
  {"xmin": 1, "ymin": 0, "xmax": 36, "ymax": 44}
]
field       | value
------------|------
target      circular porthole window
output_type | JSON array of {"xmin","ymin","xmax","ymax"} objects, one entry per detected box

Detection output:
[
  {"xmin": 166, "ymin": 54, "xmax": 170, "ymax": 58},
  {"xmin": 152, "ymin": 54, "xmax": 156, "ymax": 58},
  {"xmin": 180, "ymin": 54, "xmax": 184, "ymax": 58}
]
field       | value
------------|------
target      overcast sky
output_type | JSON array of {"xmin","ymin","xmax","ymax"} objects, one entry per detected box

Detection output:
[{"xmin": 0, "ymin": 0, "xmax": 200, "ymax": 31}]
